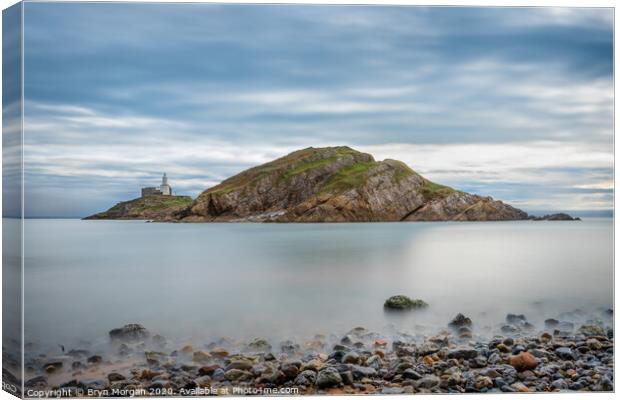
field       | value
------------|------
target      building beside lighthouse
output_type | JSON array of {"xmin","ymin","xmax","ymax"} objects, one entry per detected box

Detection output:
[{"xmin": 141, "ymin": 173, "xmax": 173, "ymax": 197}]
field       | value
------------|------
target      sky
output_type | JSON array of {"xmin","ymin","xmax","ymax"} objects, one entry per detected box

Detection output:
[{"xmin": 20, "ymin": 3, "xmax": 613, "ymax": 218}]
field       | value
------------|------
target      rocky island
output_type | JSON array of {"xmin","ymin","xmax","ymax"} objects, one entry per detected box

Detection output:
[{"xmin": 84, "ymin": 146, "xmax": 577, "ymax": 223}]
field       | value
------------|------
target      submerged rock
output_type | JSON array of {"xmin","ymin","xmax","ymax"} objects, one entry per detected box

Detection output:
[
  {"xmin": 109, "ymin": 324, "xmax": 150, "ymax": 342},
  {"xmin": 578, "ymin": 324, "xmax": 605, "ymax": 337},
  {"xmin": 247, "ymin": 338, "xmax": 272, "ymax": 352},
  {"xmin": 506, "ymin": 314, "xmax": 527, "ymax": 324},
  {"xmin": 384, "ymin": 295, "xmax": 428, "ymax": 310},
  {"xmin": 448, "ymin": 313, "xmax": 472, "ymax": 329},
  {"xmin": 144, "ymin": 352, "xmax": 163, "ymax": 366},
  {"xmin": 152, "ymin": 334, "xmax": 167, "ymax": 348},
  {"xmin": 86, "ymin": 355, "xmax": 102, "ymax": 364},
  {"xmin": 544, "ymin": 318, "xmax": 559, "ymax": 328}
]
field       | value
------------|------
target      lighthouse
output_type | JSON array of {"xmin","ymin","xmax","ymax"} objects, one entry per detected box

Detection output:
[
  {"xmin": 140, "ymin": 173, "xmax": 174, "ymax": 197},
  {"xmin": 159, "ymin": 173, "xmax": 172, "ymax": 196}
]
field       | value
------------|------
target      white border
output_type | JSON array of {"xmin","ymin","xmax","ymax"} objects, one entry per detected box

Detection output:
[{"xmin": 0, "ymin": 1, "xmax": 616, "ymax": 400}]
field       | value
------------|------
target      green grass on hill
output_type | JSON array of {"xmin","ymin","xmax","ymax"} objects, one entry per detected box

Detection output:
[
  {"xmin": 388, "ymin": 160, "xmax": 415, "ymax": 183},
  {"xmin": 127, "ymin": 196, "xmax": 193, "ymax": 213},
  {"xmin": 146, "ymin": 196, "xmax": 192, "ymax": 208},
  {"xmin": 320, "ymin": 161, "xmax": 378, "ymax": 193},
  {"xmin": 208, "ymin": 146, "xmax": 364, "ymax": 195},
  {"xmin": 419, "ymin": 180, "xmax": 455, "ymax": 201},
  {"xmin": 281, "ymin": 146, "xmax": 363, "ymax": 181}
]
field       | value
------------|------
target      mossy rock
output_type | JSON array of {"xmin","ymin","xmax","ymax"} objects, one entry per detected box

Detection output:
[
  {"xmin": 384, "ymin": 295, "xmax": 428, "ymax": 310},
  {"xmin": 578, "ymin": 324, "xmax": 605, "ymax": 337}
]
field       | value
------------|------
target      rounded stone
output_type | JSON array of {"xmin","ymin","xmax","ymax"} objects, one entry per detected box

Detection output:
[
  {"xmin": 342, "ymin": 351, "xmax": 360, "ymax": 364},
  {"xmin": 509, "ymin": 352, "xmax": 538, "ymax": 372},
  {"xmin": 316, "ymin": 367, "xmax": 342, "ymax": 389}
]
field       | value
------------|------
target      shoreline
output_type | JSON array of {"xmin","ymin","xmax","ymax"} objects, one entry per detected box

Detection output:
[{"xmin": 15, "ymin": 312, "xmax": 614, "ymax": 396}]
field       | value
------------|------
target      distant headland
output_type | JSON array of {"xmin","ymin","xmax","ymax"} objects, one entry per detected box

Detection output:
[
  {"xmin": 83, "ymin": 146, "xmax": 579, "ymax": 223},
  {"xmin": 84, "ymin": 173, "xmax": 192, "ymax": 220}
]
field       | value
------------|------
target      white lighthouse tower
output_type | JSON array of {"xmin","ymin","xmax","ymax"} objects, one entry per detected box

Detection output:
[{"xmin": 159, "ymin": 172, "xmax": 172, "ymax": 196}]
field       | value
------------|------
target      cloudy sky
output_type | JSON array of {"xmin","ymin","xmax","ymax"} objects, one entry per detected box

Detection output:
[{"xmin": 22, "ymin": 3, "xmax": 613, "ymax": 217}]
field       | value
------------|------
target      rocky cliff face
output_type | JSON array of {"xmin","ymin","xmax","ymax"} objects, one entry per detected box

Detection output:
[
  {"xmin": 180, "ymin": 146, "xmax": 530, "ymax": 222},
  {"xmin": 405, "ymin": 192, "xmax": 528, "ymax": 222},
  {"xmin": 84, "ymin": 195, "xmax": 192, "ymax": 220}
]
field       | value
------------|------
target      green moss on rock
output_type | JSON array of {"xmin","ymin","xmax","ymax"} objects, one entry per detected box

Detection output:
[
  {"xmin": 384, "ymin": 295, "xmax": 428, "ymax": 310},
  {"xmin": 578, "ymin": 324, "xmax": 605, "ymax": 337}
]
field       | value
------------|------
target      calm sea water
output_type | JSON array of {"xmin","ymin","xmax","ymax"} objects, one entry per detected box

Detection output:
[{"xmin": 22, "ymin": 219, "xmax": 612, "ymax": 352}]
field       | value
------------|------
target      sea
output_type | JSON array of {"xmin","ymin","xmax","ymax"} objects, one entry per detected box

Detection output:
[{"xmin": 14, "ymin": 218, "xmax": 614, "ymax": 355}]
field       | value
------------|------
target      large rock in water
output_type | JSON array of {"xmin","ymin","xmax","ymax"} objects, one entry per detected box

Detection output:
[
  {"xmin": 109, "ymin": 324, "xmax": 150, "ymax": 342},
  {"xmin": 529, "ymin": 213, "xmax": 581, "ymax": 221},
  {"xmin": 180, "ymin": 146, "xmax": 531, "ymax": 222},
  {"xmin": 384, "ymin": 295, "xmax": 428, "ymax": 310}
]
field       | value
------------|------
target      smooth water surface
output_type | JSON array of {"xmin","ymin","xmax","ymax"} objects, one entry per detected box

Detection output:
[{"xmin": 24, "ymin": 219, "xmax": 613, "ymax": 350}]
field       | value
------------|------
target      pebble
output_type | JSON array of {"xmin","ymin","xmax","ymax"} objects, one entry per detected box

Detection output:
[
  {"xmin": 342, "ymin": 351, "xmax": 360, "ymax": 364},
  {"xmin": 198, "ymin": 364, "xmax": 222, "ymax": 376},
  {"xmin": 381, "ymin": 387, "xmax": 404, "ymax": 394},
  {"xmin": 192, "ymin": 351, "xmax": 210, "ymax": 363},
  {"xmin": 351, "ymin": 365, "xmax": 376, "ymax": 379},
  {"xmin": 555, "ymin": 347, "xmax": 575, "ymax": 360},
  {"xmin": 402, "ymin": 368, "xmax": 422, "ymax": 380},
  {"xmin": 511, "ymin": 382, "xmax": 530, "ymax": 392},
  {"xmin": 447, "ymin": 347, "xmax": 478, "ymax": 360},
  {"xmin": 226, "ymin": 359, "xmax": 254, "ymax": 371},
  {"xmin": 316, "ymin": 367, "xmax": 342, "ymax": 388},
  {"xmin": 224, "ymin": 369, "xmax": 253, "ymax": 382},
  {"xmin": 551, "ymin": 378, "xmax": 568, "ymax": 390},
  {"xmin": 301, "ymin": 359, "xmax": 323, "ymax": 372},
  {"xmin": 509, "ymin": 352, "xmax": 538, "ymax": 371},
  {"xmin": 496, "ymin": 343, "xmax": 511, "ymax": 353},
  {"xmin": 107, "ymin": 373, "xmax": 126, "ymax": 382},
  {"xmin": 540, "ymin": 332, "xmax": 552, "ymax": 342},
  {"xmin": 417, "ymin": 374, "xmax": 440, "ymax": 389},
  {"xmin": 294, "ymin": 370, "xmax": 317, "ymax": 386},
  {"xmin": 25, "ymin": 314, "xmax": 614, "ymax": 395}
]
